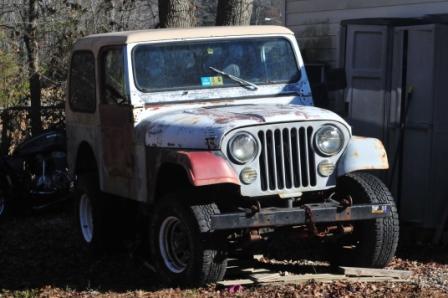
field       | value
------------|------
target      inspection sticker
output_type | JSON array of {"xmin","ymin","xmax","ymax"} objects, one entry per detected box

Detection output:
[
  {"xmin": 200, "ymin": 76, "xmax": 223, "ymax": 87},
  {"xmin": 371, "ymin": 204, "xmax": 388, "ymax": 214},
  {"xmin": 201, "ymin": 76, "xmax": 212, "ymax": 86}
]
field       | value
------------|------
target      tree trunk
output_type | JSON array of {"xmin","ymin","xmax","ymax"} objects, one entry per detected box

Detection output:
[
  {"xmin": 23, "ymin": 0, "xmax": 41, "ymax": 135},
  {"xmin": 216, "ymin": 0, "xmax": 254, "ymax": 26},
  {"xmin": 158, "ymin": 0, "xmax": 196, "ymax": 28}
]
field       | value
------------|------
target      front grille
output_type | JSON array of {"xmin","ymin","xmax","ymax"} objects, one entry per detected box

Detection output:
[{"xmin": 258, "ymin": 126, "xmax": 317, "ymax": 191}]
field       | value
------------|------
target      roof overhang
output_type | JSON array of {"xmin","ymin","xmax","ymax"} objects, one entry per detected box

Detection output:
[{"xmin": 72, "ymin": 25, "xmax": 294, "ymax": 54}]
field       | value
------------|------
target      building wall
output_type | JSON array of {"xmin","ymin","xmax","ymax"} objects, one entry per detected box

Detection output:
[{"xmin": 286, "ymin": 0, "xmax": 448, "ymax": 66}]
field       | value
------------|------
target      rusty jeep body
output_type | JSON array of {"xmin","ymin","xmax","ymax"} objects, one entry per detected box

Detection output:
[{"xmin": 66, "ymin": 26, "xmax": 399, "ymax": 286}]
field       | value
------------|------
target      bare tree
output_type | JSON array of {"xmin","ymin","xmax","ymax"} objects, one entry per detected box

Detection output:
[
  {"xmin": 158, "ymin": 0, "xmax": 196, "ymax": 28},
  {"xmin": 216, "ymin": 0, "xmax": 254, "ymax": 26},
  {"xmin": 23, "ymin": 0, "xmax": 41, "ymax": 135}
]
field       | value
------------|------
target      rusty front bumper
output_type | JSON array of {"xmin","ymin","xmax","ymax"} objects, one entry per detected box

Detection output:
[{"xmin": 210, "ymin": 203, "xmax": 391, "ymax": 231}]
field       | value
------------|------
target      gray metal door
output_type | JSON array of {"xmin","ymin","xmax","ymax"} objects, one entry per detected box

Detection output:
[
  {"xmin": 393, "ymin": 27, "xmax": 434, "ymax": 223},
  {"xmin": 391, "ymin": 25, "xmax": 448, "ymax": 228},
  {"xmin": 345, "ymin": 25, "xmax": 391, "ymax": 141}
]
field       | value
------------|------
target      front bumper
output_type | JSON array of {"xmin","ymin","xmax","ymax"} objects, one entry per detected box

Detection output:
[{"xmin": 210, "ymin": 203, "xmax": 391, "ymax": 231}]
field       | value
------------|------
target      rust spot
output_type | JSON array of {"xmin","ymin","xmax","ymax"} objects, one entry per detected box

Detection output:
[
  {"xmin": 294, "ymin": 111, "xmax": 310, "ymax": 119},
  {"xmin": 205, "ymin": 137, "xmax": 218, "ymax": 149},
  {"xmin": 99, "ymin": 104, "xmax": 134, "ymax": 178},
  {"xmin": 144, "ymin": 103, "xmax": 163, "ymax": 110},
  {"xmin": 335, "ymin": 208, "xmax": 352, "ymax": 221}
]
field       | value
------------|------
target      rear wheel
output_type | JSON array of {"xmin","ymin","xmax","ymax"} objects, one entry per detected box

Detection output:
[
  {"xmin": 150, "ymin": 192, "xmax": 228, "ymax": 286},
  {"xmin": 330, "ymin": 172, "xmax": 399, "ymax": 267},
  {"xmin": 76, "ymin": 174, "xmax": 112, "ymax": 254}
]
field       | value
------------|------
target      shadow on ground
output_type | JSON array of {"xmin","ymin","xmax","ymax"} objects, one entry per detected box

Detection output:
[
  {"xmin": 0, "ymin": 204, "xmax": 161, "ymax": 292},
  {"xmin": 1, "ymin": 203, "xmax": 447, "ymax": 293}
]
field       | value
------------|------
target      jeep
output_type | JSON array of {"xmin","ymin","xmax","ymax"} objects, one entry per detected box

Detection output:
[{"xmin": 66, "ymin": 26, "xmax": 399, "ymax": 286}]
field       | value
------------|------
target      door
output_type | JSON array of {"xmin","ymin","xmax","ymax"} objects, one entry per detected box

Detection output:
[
  {"xmin": 393, "ymin": 26, "xmax": 435, "ymax": 226},
  {"xmin": 345, "ymin": 25, "xmax": 391, "ymax": 141},
  {"xmin": 99, "ymin": 47, "xmax": 134, "ymax": 183}
]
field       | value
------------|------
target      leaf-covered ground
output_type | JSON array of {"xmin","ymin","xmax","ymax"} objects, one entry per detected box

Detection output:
[{"xmin": 1, "ymin": 205, "xmax": 447, "ymax": 297}]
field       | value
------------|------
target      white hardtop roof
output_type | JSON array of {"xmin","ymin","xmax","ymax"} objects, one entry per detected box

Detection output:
[{"xmin": 73, "ymin": 25, "xmax": 294, "ymax": 53}]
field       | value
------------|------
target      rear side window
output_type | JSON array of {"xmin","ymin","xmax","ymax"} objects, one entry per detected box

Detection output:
[{"xmin": 69, "ymin": 51, "xmax": 96, "ymax": 112}]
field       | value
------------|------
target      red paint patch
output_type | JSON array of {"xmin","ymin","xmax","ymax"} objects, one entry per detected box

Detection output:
[{"xmin": 179, "ymin": 151, "xmax": 239, "ymax": 186}]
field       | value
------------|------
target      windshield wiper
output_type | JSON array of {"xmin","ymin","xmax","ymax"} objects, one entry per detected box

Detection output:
[{"xmin": 209, "ymin": 66, "xmax": 258, "ymax": 91}]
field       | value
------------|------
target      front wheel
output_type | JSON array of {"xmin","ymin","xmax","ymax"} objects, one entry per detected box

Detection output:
[
  {"xmin": 149, "ymin": 192, "xmax": 228, "ymax": 286},
  {"xmin": 329, "ymin": 172, "xmax": 399, "ymax": 268}
]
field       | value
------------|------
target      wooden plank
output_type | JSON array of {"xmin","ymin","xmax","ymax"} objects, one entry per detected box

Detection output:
[
  {"xmin": 277, "ymin": 273, "xmax": 407, "ymax": 284},
  {"xmin": 339, "ymin": 267, "xmax": 412, "ymax": 279},
  {"xmin": 217, "ymin": 273, "xmax": 410, "ymax": 287},
  {"xmin": 217, "ymin": 279, "xmax": 257, "ymax": 287},
  {"xmin": 287, "ymin": 23, "xmax": 340, "ymax": 38},
  {"xmin": 250, "ymin": 272, "xmax": 282, "ymax": 282},
  {"xmin": 286, "ymin": 2, "xmax": 448, "ymax": 27},
  {"xmin": 287, "ymin": 0, "xmax": 448, "ymax": 14}
]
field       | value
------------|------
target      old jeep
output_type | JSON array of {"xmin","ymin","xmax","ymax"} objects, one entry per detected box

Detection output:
[{"xmin": 66, "ymin": 26, "xmax": 399, "ymax": 286}]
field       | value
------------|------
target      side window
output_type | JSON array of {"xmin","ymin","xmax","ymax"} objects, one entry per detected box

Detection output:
[
  {"xmin": 101, "ymin": 48, "xmax": 129, "ymax": 105},
  {"xmin": 69, "ymin": 51, "xmax": 96, "ymax": 112}
]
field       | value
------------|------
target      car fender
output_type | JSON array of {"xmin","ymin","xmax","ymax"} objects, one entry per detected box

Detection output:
[
  {"xmin": 170, "ymin": 151, "xmax": 240, "ymax": 186},
  {"xmin": 337, "ymin": 136, "xmax": 389, "ymax": 176}
]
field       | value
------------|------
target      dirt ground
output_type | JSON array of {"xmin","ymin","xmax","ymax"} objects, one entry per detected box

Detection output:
[{"xmin": 1, "ymin": 204, "xmax": 448, "ymax": 298}]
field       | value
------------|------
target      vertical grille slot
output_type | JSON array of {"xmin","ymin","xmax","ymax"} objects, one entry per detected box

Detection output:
[
  {"xmin": 266, "ymin": 130, "xmax": 276, "ymax": 190},
  {"xmin": 307, "ymin": 127, "xmax": 317, "ymax": 186},
  {"xmin": 283, "ymin": 128, "xmax": 293, "ymax": 189},
  {"xmin": 258, "ymin": 125, "xmax": 317, "ymax": 192},
  {"xmin": 299, "ymin": 127, "xmax": 309, "ymax": 187},
  {"xmin": 274, "ymin": 129, "xmax": 284, "ymax": 189},
  {"xmin": 291, "ymin": 128, "xmax": 301, "ymax": 187},
  {"xmin": 258, "ymin": 131, "xmax": 268, "ymax": 191}
]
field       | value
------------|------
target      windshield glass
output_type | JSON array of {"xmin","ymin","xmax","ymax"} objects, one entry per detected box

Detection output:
[{"xmin": 133, "ymin": 38, "xmax": 300, "ymax": 92}]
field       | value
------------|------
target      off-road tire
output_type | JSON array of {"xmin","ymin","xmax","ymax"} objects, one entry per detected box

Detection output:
[
  {"xmin": 330, "ymin": 172, "xmax": 399, "ymax": 268},
  {"xmin": 76, "ymin": 173, "xmax": 115, "ymax": 255},
  {"xmin": 149, "ymin": 192, "xmax": 227, "ymax": 286}
]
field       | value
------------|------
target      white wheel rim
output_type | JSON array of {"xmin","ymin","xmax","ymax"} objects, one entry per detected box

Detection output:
[
  {"xmin": 79, "ymin": 194, "xmax": 94, "ymax": 243},
  {"xmin": 159, "ymin": 216, "xmax": 191, "ymax": 273},
  {"xmin": 0, "ymin": 196, "xmax": 5, "ymax": 216}
]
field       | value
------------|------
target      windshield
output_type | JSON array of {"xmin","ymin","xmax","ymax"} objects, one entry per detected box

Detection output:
[{"xmin": 132, "ymin": 37, "xmax": 300, "ymax": 92}]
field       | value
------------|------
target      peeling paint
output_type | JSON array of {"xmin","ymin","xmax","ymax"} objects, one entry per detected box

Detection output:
[
  {"xmin": 135, "ymin": 103, "xmax": 347, "ymax": 150},
  {"xmin": 337, "ymin": 136, "xmax": 389, "ymax": 176}
]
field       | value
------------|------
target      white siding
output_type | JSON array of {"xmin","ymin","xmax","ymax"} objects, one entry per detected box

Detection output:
[{"xmin": 286, "ymin": 0, "xmax": 448, "ymax": 66}]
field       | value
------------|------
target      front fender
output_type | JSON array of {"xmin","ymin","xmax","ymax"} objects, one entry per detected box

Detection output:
[
  {"xmin": 337, "ymin": 136, "xmax": 389, "ymax": 176},
  {"xmin": 177, "ymin": 151, "xmax": 240, "ymax": 186}
]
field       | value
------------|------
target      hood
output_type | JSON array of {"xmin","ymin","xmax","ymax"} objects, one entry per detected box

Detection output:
[{"xmin": 136, "ymin": 104, "xmax": 348, "ymax": 149}]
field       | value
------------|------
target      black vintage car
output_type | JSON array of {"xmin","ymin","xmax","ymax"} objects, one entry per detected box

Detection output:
[{"xmin": 0, "ymin": 128, "xmax": 72, "ymax": 220}]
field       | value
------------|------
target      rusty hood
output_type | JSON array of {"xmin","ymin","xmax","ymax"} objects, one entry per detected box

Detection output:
[{"xmin": 136, "ymin": 104, "xmax": 349, "ymax": 149}]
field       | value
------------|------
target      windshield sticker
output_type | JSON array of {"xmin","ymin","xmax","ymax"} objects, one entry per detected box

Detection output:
[
  {"xmin": 200, "ymin": 76, "xmax": 223, "ymax": 87},
  {"xmin": 207, "ymin": 48, "xmax": 214, "ymax": 55},
  {"xmin": 211, "ymin": 76, "xmax": 223, "ymax": 86},
  {"xmin": 200, "ymin": 76, "xmax": 211, "ymax": 86}
]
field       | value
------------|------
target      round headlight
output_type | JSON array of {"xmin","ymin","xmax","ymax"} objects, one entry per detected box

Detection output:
[
  {"xmin": 315, "ymin": 125, "xmax": 344, "ymax": 156},
  {"xmin": 228, "ymin": 133, "xmax": 258, "ymax": 164}
]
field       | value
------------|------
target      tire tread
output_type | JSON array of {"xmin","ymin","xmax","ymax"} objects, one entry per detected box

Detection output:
[{"xmin": 334, "ymin": 172, "xmax": 399, "ymax": 268}]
